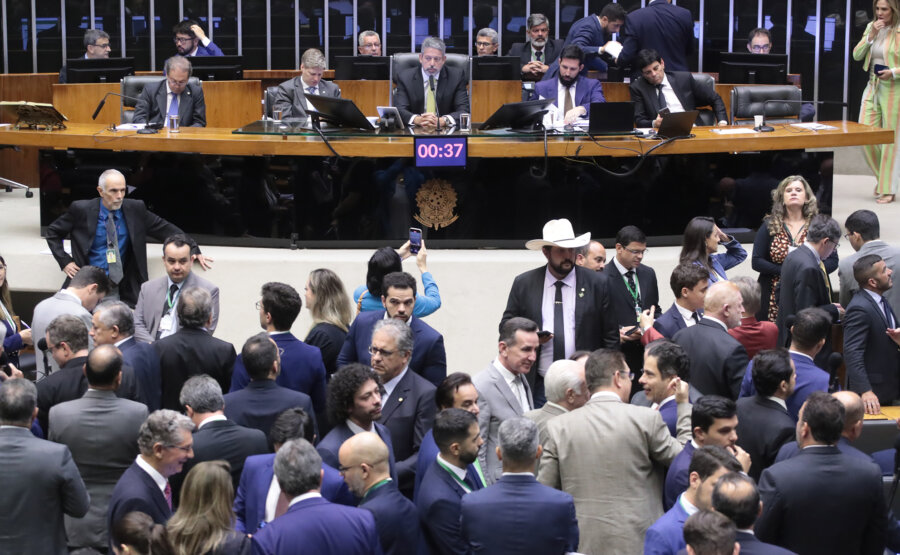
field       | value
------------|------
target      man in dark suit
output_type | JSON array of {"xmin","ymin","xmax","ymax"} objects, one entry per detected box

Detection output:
[
  {"xmin": 133, "ymin": 56, "xmax": 205, "ymax": 127},
  {"xmin": 618, "ymin": 0, "xmax": 695, "ymax": 73},
  {"xmin": 45, "ymin": 168, "xmax": 210, "ymax": 306},
  {"xmin": 712, "ymin": 472, "xmax": 796, "ymax": 555},
  {"xmin": 369, "ymin": 318, "xmax": 436, "ymax": 498},
  {"xmin": 550, "ymin": 3, "xmax": 626, "ymax": 73},
  {"xmin": 418, "ymin": 408, "xmax": 485, "ymax": 555},
  {"xmin": 775, "ymin": 214, "xmax": 844, "ymax": 367},
  {"xmin": 736, "ymin": 349, "xmax": 797, "ymax": 481},
  {"xmin": 338, "ymin": 271, "xmax": 447, "ymax": 387},
  {"xmin": 155, "ymin": 287, "xmax": 235, "ymax": 411},
  {"xmin": 58, "ymin": 29, "xmax": 111, "ymax": 83},
  {"xmin": 251, "ymin": 439, "xmax": 381, "ymax": 555},
  {"xmin": 340, "ymin": 431, "xmax": 420, "ymax": 555},
  {"xmin": 48, "ymin": 345, "xmax": 148, "ymax": 552},
  {"xmin": 531, "ymin": 45, "xmax": 605, "ymax": 122},
  {"xmin": 172, "ymin": 375, "xmax": 268, "ymax": 505},
  {"xmin": 637, "ymin": 340, "xmax": 690, "ymax": 437},
  {"xmin": 92, "ymin": 301, "xmax": 162, "ymax": 410},
  {"xmin": 230, "ymin": 282, "xmax": 327, "ymax": 420},
  {"xmin": 652, "ymin": 263, "xmax": 709, "ymax": 339},
  {"xmin": 107, "ymin": 409, "xmax": 195, "ymax": 533},
  {"xmin": 394, "ymin": 36, "xmax": 469, "ymax": 130},
  {"xmin": 755, "ymin": 392, "xmax": 887, "ymax": 553},
  {"xmin": 461, "ymin": 417, "xmax": 578, "ymax": 554},
  {"xmin": 843, "ymin": 253, "xmax": 900, "ymax": 414},
  {"xmin": 501, "ymin": 218, "xmax": 619, "ymax": 406},
  {"xmin": 272, "ymin": 48, "xmax": 341, "ymax": 121},
  {"xmin": 602, "ymin": 225, "xmax": 659, "ymax": 376},
  {"xmin": 629, "ymin": 48, "xmax": 727, "ymax": 128},
  {"xmin": 235, "ymin": 408, "xmax": 354, "ymax": 534},
  {"xmin": 839, "ymin": 210, "xmax": 900, "ymax": 315},
  {"xmin": 774, "ymin": 391, "xmax": 872, "ymax": 464},
  {"xmin": 506, "ymin": 13, "xmax": 564, "ymax": 80},
  {"xmin": 224, "ymin": 333, "xmax": 316, "ymax": 439},
  {"xmin": 674, "ymin": 280, "xmax": 749, "ymax": 399},
  {"xmin": 0, "ymin": 378, "xmax": 89, "ymax": 555}
]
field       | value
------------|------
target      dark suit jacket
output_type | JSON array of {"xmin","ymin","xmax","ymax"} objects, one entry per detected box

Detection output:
[
  {"xmin": 843, "ymin": 289, "xmax": 900, "ymax": 403},
  {"xmin": 251, "ymin": 496, "xmax": 382, "ymax": 555},
  {"xmin": 0, "ymin": 426, "xmax": 90, "ymax": 555},
  {"xmin": 119, "ymin": 336, "xmax": 162, "ymax": 411},
  {"xmin": 360, "ymin": 480, "xmax": 420, "ymax": 555},
  {"xmin": 234, "ymin": 453, "xmax": 355, "ymax": 534},
  {"xmin": 741, "ymin": 351, "xmax": 829, "ymax": 421},
  {"xmin": 460, "ymin": 474, "xmax": 578, "ymax": 554},
  {"xmin": 414, "ymin": 429, "xmax": 484, "ymax": 498},
  {"xmin": 558, "ymin": 14, "xmax": 615, "ymax": 72},
  {"xmin": 223, "ymin": 379, "xmax": 316, "ymax": 440},
  {"xmin": 107, "ymin": 461, "xmax": 172, "ymax": 545},
  {"xmin": 305, "ymin": 322, "xmax": 347, "ymax": 377},
  {"xmin": 507, "ymin": 39, "xmax": 564, "ymax": 76},
  {"xmin": 155, "ymin": 327, "xmax": 235, "ymax": 411},
  {"xmin": 603, "ymin": 263, "xmax": 661, "ymax": 372},
  {"xmin": 393, "ymin": 65, "xmax": 470, "ymax": 124},
  {"xmin": 654, "ymin": 303, "xmax": 689, "ymax": 339},
  {"xmin": 618, "ymin": 0, "xmax": 695, "ymax": 72},
  {"xmin": 133, "ymin": 79, "xmax": 206, "ymax": 127},
  {"xmin": 736, "ymin": 396, "xmax": 796, "ymax": 481},
  {"xmin": 775, "ymin": 436, "xmax": 872, "ymax": 464},
  {"xmin": 663, "ymin": 440, "xmax": 694, "ymax": 511},
  {"xmin": 630, "ymin": 71, "xmax": 727, "ymax": 128},
  {"xmin": 317, "ymin": 422, "xmax": 397, "ymax": 483},
  {"xmin": 45, "ymin": 198, "xmax": 197, "ymax": 305},
  {"xmin": 756, "ymin": 446, "xmax": 886, "ymax": 554},
  {"xmin": 531, "ymin": 75, "xmax": 606, "ymax": 117},
  {"xmin": 378, "ymin": 369, "xmax": 436, "ymax": 497},
  {"xmin": 735, "ymin": 531, "xmax": 797, "ymax": 555},
  {"xmin": 337, "ymin": 310, "xmax": 447, "ymax": 387},
  {"xmin": 272, "ymin": 76, "xmax": 341, "ymax": 120},
  {"xmin": 673, "ymin": 319, "xmax": 749, "ymax": 399},
  {"xmin": 417, "ymin": 459, "xmax": 479, "ymax": 555},
  {"xmin": 501, "ymin": 265, "xmax": 619, "ymax": 392}
]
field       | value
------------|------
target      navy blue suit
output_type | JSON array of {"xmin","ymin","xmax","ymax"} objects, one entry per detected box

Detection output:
[
  {"xmin": 414, "ymin": 429, "xmax": 483, "ymax": 498},
  {"xmin": 843, "ymin": 289, "xmax": 900, "ymax": 404},
  {"xmin": 775, "ymin": 436, "xmax": 871, "ymax": 464},
  {"xmin": 360, "ymin": 480, "xmax": 420, "ymax": 555},
  {"xmin": 234, "ymin": 453, "xmax": 354, "ymax": 533},
  {"xmin": 337, "ymin": 311, "xmax": 447, "ymax": 387},
  {"xmin": 659, "ymin": 398, "xmax": 678, "ymax": 437},
  {"xmin": 618, "ymin": 0, "xmax": 695, "ymax": 72},
  {"xmin": 417, "ymin": 459, "xmax": 483, "ymax": 555},
  {"xmin": 230, "ymin": 332, "xmax": 327, "ymax": 419},
  {"xmin": 734, "ymin": 531, "xmax": 796, "ymax": 555},
  {"xmin": 379, "ymin": 370, "xmax": 436, "ymax": 498},
  {"xmin": 740, "ymin": 351, "xmax": 829, "ymax": 420},
  {"xmin": 735, "ymin": 396, "xmax": 795, "ymax": 482},
  {"xmin": 531, "ymin": 75, "xmax": 605, "ymax": 117},
  {"xmin": 556, "ymin": 14, "xmax": 613, "ymax": 72},
  {"xmin": 460, "ymin": 474, "xmax": 578, "ymax": 554},
  {"xmin": 663, "ymin": 441, "xmax": 694, "ymax": 511},
  {"xmin": 107, "ymin": 462, "xmax": 171, "ymax": 547},
  {"xmin": 644, "ymin": 496, "xmax": 689, "ymax": 555},
  {"xmin": 317, "ymin": 422, "xmax": 398, "ymax": 483},
  {"xmin": 251, "ymin": 496, "xmax": 382, "ymax": 555},
  {"xmin": 118, "ymin": 336, "xmax": 162, "ymax": 411},
  {"xmin": 224, "ymin": 380, "xmax": 316, "ymax": 440},
  {"xmin": 654, "ymin": 303, "xmax": 688, "ymax": 339}
]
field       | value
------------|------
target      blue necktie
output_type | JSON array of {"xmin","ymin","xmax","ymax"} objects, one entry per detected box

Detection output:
[
  {"xmin": 167, "ymin": 92, "xmax": 179, "ymax": 127},
  {"xmin": 307, "ymin": 86, "xmax": 316, "ymax": 95}
]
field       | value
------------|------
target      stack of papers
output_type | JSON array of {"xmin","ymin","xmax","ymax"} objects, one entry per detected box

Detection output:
[{"xmin": 790, "ymin": 122, "xmax": 837, "ymax": 130}]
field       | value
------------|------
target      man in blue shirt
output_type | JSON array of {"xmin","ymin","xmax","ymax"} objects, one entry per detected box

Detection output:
[{"xmin": 173, "ymin": 20, "xmax": 224, "ymax": 57}]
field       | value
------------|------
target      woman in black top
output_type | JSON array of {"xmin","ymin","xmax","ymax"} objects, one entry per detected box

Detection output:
[{"xmin": 304, "ymin": 268, "xmax": 353, "ymax": 377}]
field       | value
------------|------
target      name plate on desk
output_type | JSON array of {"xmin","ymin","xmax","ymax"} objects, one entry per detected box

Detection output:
[{"xmin": 414, "ymin": 136, "xmax": 467, "ymax": 168}]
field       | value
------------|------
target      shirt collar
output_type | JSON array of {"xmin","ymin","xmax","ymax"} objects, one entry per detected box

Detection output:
[
  {"xmin": 543, "ymin": 266, "xmax": 576, "ymax": 289},
  {"xmin": 660, "ymin": 74, "xmax": 671, "ymax": 89},
  {"xmin": 300, "ymin": 77, "xmax": 316, "ymax": 91},
  {"xmin": 166, "ymin": 276, "xmax": 185, "ymax": 290},
  {"xmin": 803, "ymin": 242, "xmax": 821, "ymax": 258},
  {"xmin": 675, "ymin": 302, "xmax": 697, "ymax": 321},
  {"xmin": 383, "ymin": 367, "xmax": 409, "ymax": 398},
  {"xmin": 135, "ymin": 455, "xmax": 167, "ymax": 492},
  {"xmin": 766, "ymin": 396, "xmax": 788, "ymax": 411},
  {"xmin": 114, "ymin": 336, "xmax": 131, "ymax": 347},
  {"xmin": 502, "ymin": 471, "xmax": 535, "ymax": 477},
  {"xmin": 652, "ymin": 395, "xmax": 676, "ymax": 410},
  {"xmin": 268, "ymin": 330, "xmax": 291, "ymax": 336},
  {"xmin": 382, "ymin": 312, "xmax": 414, "ymax": 326},
  {"xmin": 611, "ymin": 256, "xmax": 633, "ymax": 276},
  {"xmin": 590, "ymin": 390, "xmax": 621, "ymax": 402},
  {"xmin": 346, "ymin": 418, "xmax": 373, "ymax": 435},
  {"xmin": 60, "ymin": 288, "xmax": 82, "ymax": 303},
  {"xmin": 422, "ymin": 68, "xmax": 440, "ymax": 83},
  {"xmin": 678, "ymin": 492, "xmax": 699, "ymax": 516},
  {"xmin": 865, "ymin": 288, "xmax": 886, "ymax": 304},
  {"xmin": 789, "ymin": 349, "xmax": 814, "ymax": 362},
  {"xmin": 288, "ymin": 491, "xmax": 322, "ymax": 507},
  {"xmin": 544, "ymin": 400, "xmax": 568, "ymax": 413},
  {"xmin": 492, "ymin": 357, "xmax": 520, "ymax": 387},
  {"xmin": 703, "ymin": 315, "xmax": 729, "ymax": 331},
  {"xmin": 436, "ymin": 454, "xmax": 468, "ymax": 480},
  {"xmin": 198, "ymin": 414, "xmax": 227, "ymax": 429},
  {"xmin": 166, "ymin": 81, "xmax": 179, "ymax": 96}
]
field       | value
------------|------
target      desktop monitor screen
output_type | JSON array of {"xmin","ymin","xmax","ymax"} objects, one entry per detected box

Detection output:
[
  {"xmin": 304, "ymin": 94, "xmax": 375, "ymax": 130},
  {"xmin": 480, "ymin": 98, "xmax": 556, "ymax": 131},
  {"xmin": 718, "ymin": 52, "xmax": 788, "ymax": 85},
  {"xmin": 189, "ymin": 55, "xmax": 243, "ymax": 81},
  {"xmin": 334, "ymin": 56, "xmax": 391, "ymax": 80},
  {"xmin": 65, "ymin": 57, "xmax": 135, "ymax": 83},
  {"xmin": 472, "ymin": 56, "xmax": 520, "ymax": 80}
]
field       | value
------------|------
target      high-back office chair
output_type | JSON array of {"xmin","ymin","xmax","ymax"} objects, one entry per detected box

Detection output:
[
  {"xmin": 691, "ymin": 73, "xmax": 719, "ymax": 126},
  {"xmin": 263, "ymin": 86, "xmax": 280, "ymax": 119},
  {"xmin": 389, "ymin": 52, "xmax": 471, "ymax": 105},
  {"xmin": 119, "ymin": 75, "xmax": 201, "ymax": 124},
  {"xmin": 730, "ymin": 85, "xmax": 802, "ymax": 125}
]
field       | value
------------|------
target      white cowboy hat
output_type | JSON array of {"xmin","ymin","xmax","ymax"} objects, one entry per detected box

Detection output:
[{"xmin": 525, "ymin": 218, "xmax": 591, "ymax": 250}]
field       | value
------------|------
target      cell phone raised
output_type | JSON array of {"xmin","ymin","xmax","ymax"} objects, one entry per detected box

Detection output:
[
  {"xmin": 537, "ymin": 330, "xmax": 553, "ymax": 340},
  {"xmin": 409, "ymin": 227, "xmax": 422, "ymax": 254},
  {"xmin": 657, "ymin": 106, "xmax": 671, "ymax": 116},
  {"xmin": 624, "ymin": 325, "xmax": 640, "ymax": 336}
]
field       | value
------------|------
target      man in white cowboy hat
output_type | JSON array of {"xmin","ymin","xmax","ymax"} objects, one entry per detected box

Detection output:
[{"xmin": 500, "ymin": 218, "xmax": 619, "ymax": 406}]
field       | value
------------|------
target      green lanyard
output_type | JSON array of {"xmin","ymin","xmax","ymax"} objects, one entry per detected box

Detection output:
[
  {"xmin": 166, "ymin": 286, "xmax": 179, "ymax": 309},
  {"xmin": 436, "ymin": 459, "xmax": 472, "ymax": 493},
  {"xmin": 362, "ymin": 478, "xmax": 392, "ymax": 502},
  {"xmin": 622, "ymin": 274, "xmax": 641, "ymax": 321}
]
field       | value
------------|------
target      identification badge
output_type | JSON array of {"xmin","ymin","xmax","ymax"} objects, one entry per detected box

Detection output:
[
  {"xmin": 106, "ymin": 249, "xmax": 117, "ymax": 264},
  {"xmin": 159, "ymin": 314, "xmax": 174, "ymax": 332}
]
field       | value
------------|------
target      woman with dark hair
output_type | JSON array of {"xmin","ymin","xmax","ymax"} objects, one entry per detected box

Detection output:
[
  {"xmin": 111, "ymin": 511, "xmax": 175, "ymax": 555},
  {"xmin": 352, "ymin": 240, "xmax": 441, "ymax": 317},
  {"xmin": 167, "ymin": 461, "xmax": 250, "ymax": 555},
  {"xmin": 679, "ymin": 217, "xmax": 747, "ymax": 283},
  {"xmin": 0, "ymin": 254, "xmax": 32, "ymax": 367},
  {"xmin": 304, "ymin": 268, "xmax": 353, "ymax": 376}
]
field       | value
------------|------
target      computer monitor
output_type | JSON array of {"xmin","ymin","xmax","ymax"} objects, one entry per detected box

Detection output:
[
  {"xmin": 718, "ymin": 52, "xmax": 788, "ymax": 85},
  {"xmin": 304, "ymin": 94, "xmax": 375, "ymax": 130},
  {"xmin": 334, "ymin": 56, "xmax": 391, "ymax": 80},
  {"xmin": 65, "ymin": 57, "xmax": 135, "ymax": 84},
  {"xmin": 472, "ymin": 56, "xmax": 520, "ymax": 80},
  {"xmin": 480, "ymin": 98, "xmax": 556, "ymax": 131},
  {"xmin": 189, "ymin": 55, "xmax": 243, "ymax": 81}
]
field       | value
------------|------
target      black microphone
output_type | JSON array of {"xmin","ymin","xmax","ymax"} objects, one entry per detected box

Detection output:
[
  {"xmin": 826, "ymin": 351, "xmax": 843, "ymax": 391},
  {"xmin": 756, "ymin": 99, "xmax": 850, "ymax": 132},
  {"xmin": 428, "ymin": 75, "xmax": 441, "ymax": 131},
  {"xmin": 91, "ymin": 91, "xmax": 143, "ymax": 120},
  {"xmin": 37, "ymin": 337, "xmax": 47, "ymax": 351},
  {"xmin": 783, "ymin": 315, "xmax": 796, "ymax": 348}
]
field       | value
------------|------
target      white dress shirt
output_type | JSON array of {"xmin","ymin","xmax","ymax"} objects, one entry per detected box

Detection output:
[
  {"xmin": 657, "ymin": 75, "xmax": 686, "ymax": 113},
  {"xmin": 135, "ymin": 455, "xmax": 168, "ymax": 497},
  {"xmin": 675, "ymin": 302, "xmax": 700, "ymax": 329},
  {"xmin": 492, "ymin": 358, "xmax": 532, "ymax": 413},
  {"xmin": 382, "ymin": 367, "xmax": 409, "ymax": 406},
  {"xmin": 539, "ymin": 267, "xmax": 577, "ymax": 375}
]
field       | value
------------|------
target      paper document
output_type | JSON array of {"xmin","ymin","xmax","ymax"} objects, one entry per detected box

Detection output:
[
  {"xmin": 790, "ymin": 122, "xmax": 837, "ymax": 130},
  {"xmin": 605, "ymin": 41, "xmax": 623, "ymax": 59},
  {"xmin": 115, "ymin": 123, "xmax": 146, "ymax": 130},
  {"xmin": 710, "ymin": 128, "xmax": 758, "ymax": 135}
]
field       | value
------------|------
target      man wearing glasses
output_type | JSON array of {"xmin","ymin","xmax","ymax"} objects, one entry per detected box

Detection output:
[
  {"xmin": 133, "ymin": 55, "xmax": 207, "ymax": 128},
  {"xmin": 747, "ymin": 27, "xmax": 815, "ymax": 121},
  {"xmin": 358, "ymin": 30, "xmax": 382, "ymax": 56},
  {"xmin": 475, "ymin": 28, "xmax": 499, "ymax": 56},
  {"xmin": 58, "ymin": 29, "xmax": 112, "ymax": 83},
  {"xmin": 172, "ymin": 19, "xmax": 224, "ymax": 57}
]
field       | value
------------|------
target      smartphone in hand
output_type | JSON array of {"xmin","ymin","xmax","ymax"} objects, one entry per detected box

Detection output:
[{"xmin": 409, "ymin": 227, "xmax": 422, "ymax": 254}]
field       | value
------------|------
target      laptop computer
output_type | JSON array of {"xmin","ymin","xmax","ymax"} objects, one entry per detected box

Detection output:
[
  {"xmin": 655, "ymin": 110, "xmax": 698, "ymax": 139},
  {"xmin": 588, "ymin": 102, "xmax": 638, "ymax": 136}
]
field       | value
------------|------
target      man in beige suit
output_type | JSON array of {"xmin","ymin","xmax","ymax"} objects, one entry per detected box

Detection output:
[{"xmin": 538, "ymin": 348, "xmax": 691, "ymax": 554}]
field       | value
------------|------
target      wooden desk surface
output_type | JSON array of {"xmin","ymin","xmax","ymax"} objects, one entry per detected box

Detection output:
[{"xmin": 864, "ymin": 406, "xmax": 900, "ymax": 421}]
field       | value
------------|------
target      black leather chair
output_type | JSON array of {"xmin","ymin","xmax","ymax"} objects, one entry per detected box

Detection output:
[
  {"xmin": 120, "ymin": 75, "xmax": 201, "ymax": 124},
  {"xmin": 263, "ymin": 85, "xmax": 280, "ymax": 119},
  {"xmin": 691, "ymin": 73, "xmax": 719, "ymax": 126},
  {"xmin": 730, "ymin": 85, "xmax": 802, "ymax": 125}
]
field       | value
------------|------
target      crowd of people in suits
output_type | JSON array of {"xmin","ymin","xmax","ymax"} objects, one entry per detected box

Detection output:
[{"xmin": 4, "ymin": 167, "xmax": 900, "ymax": 555}]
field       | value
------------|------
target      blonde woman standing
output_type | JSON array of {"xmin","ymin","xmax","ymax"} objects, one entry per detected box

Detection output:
[{"xmin": 854, "ymin": 0, "xmax": 900, "ymax": 204}]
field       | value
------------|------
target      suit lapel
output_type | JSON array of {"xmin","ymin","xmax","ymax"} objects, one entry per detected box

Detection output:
[
  {"xmin": 574, "ymin": 268, "xmax": 586, "ymax": 339},
  {"xmin": 860, "ymin": 291, "xmax": 891, "ymax": 328},
  {"xmin": 528, "ymin": 268, "xmax": 546, "ymax": 328},
  {"xmin": 435, "ymin": 67, "xmax": 449, "ymax": 114},
  {"xmin": 178, "ymin": 87, "xmax": 190, "ymax": 122},
  {"xmin": 380, "ymin": 371, "xmax": 410, "ymax": 421},
  {"xmin": 668, "ymin": 72, "xmax": 690, "ymax": 109},
  {"xmin": 156, "ymin": 82, "xmax": 168, "ymax": 123},
  {"xmin": 411, "ymin": 70, "xmax": 425, "ymax": 113},
  {"xmin": 86, "ymin": 198, "xmax": 101, "ymax": 242},
  {"xmin": 491, "ymin": 366, "xmax": 524, "ymax": 414}
]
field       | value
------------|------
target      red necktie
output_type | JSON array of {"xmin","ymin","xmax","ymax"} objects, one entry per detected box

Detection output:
[{"xmin": 164, "ymin": 481, "xmax": 173, "ymax": 510}]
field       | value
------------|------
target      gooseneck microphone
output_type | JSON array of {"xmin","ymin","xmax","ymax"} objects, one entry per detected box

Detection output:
[{"xmin": 91, "ymin": 91, "xmax": 143, "ymax": 120}]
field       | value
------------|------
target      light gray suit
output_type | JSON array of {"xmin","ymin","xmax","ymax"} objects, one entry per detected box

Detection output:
[
  {"xmin": 48, "ymin": 389, "xmax": 147, "ymax": 550},
  {"xmin": 0, "ymin": 426, "xmax": 90, "ymax": 555},
  {"xmin": 272, "ymin": 76, "xmax": 342, "ymax": 120},
  {"xmin": 31, "ymin": 290, "xmax": 94, "ymax": 374},
  {"xmin": 839, "ymin": 239, "xmax": 900, "ymax": 316},
  {"xmin": 537, "ymin": 394, "xmax": 691, "ymax": 555},
  {"xmin": 133, "ymin": 271, "xmax": 220, "ymax": 343},
  {"xmin": 472, "ymin": 363, "xmax": 533, "ymax": 485},
  {"xmin": 525, "ymin": 402, "xmax": 566, "ymax": 446}
]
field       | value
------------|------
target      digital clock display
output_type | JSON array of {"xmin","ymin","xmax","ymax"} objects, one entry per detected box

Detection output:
[{"xmin": 414, "ymin": 136, "xmax": 467, "ymax": 168}]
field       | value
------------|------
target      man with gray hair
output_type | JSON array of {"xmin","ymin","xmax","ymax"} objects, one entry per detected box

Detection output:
[
  {"xmin": 525, "ymin": 358, "xmax": 588, "ymax": 444},
  {"xmin": 394, "ymin": 36, "xmax": 470, "ymax": 130},
  {"xmin": 59, "ymin": 29, "xmax": 112, "ymax": 82},
  {"xmin": 107, "ymin": 409, "xmax": 195, "ymax": 530},
  {"xmin": 776, "ymin": 214, "xmax": 844, "ymax": 367},
  {"xmin": 273, "ymin": 48, "xmax": 342, "ymax": 121},
  {"xmin": 134, "ymin": 55, "xmax": 206, "ymax": 127},
  {"xmin": 155, "ymin": 286, "xmax": 236, "ymax": 411},
  {"xmin": 370, "ymin": 318, "xmax": 436, "ymax": 499},
  {"xmin": 171, "ymin": 375, "xmax": 267, "ymax": 504},
  {"xmin": 252, "ymin": 439, "xmax": 381, "ymax": 554},
  {"xmin": 476, "ymin": 28, "xmax": 499, "ymax": 56},
  {"xmin": 358, "ymin": 30, "xmax": 382, "ymax": 55},
  {"xmin": 461, "ymin": 417, "xmax": 579, "ymax": 553},
  {"xmin": 0, "ymin": 378, "xmax": 89, "ymax": 555},
  {"xmin": 507, "ymin": 14, "xmax": 564, "ymax": 80}
]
